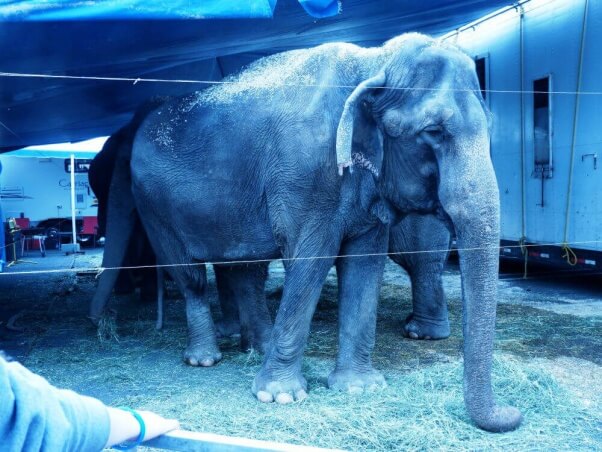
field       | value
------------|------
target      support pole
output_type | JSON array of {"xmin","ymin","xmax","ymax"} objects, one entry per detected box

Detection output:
[
  {"xmin": 518, "ymin": 5, "xmax": 528, "ymax": 278},
  {"xmin": 70, "ymin": 153, "xmax": 77, "ymax": 247}
]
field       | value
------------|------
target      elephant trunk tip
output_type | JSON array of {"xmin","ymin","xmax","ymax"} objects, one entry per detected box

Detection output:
[{"xmin": 471, "ymin": 405, "xmax": 523, "ymax": 433}]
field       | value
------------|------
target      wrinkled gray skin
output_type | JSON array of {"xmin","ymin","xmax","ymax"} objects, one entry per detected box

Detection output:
[
  {"xmin": 89, "ymin": 102, "xmax": 272, "ymax": 349},
  {"xmin": 219, "ymin": 213, "xmax": 451, "ymax": 341},
  {"xmin": 96, "ymin": 33, "xmax": 521, "ymax": 431}
]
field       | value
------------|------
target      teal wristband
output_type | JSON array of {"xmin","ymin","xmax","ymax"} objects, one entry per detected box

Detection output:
[{"xmin": 112, "ymin": 407, "xmax": 146, "ymax": 450}]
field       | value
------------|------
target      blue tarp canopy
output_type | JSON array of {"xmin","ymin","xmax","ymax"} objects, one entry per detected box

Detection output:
[
  {"xmin": 0, "ymin": 0, "xmax": 514, "ymax": 151},
  {"xmin": 0, "ymin": 0, "xmax": 337, "ymax": 20}
]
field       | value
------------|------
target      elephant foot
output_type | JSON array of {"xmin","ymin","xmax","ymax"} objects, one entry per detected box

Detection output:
[
  {"xmin": 328, "ymin": 367, "xmax": 387, "ymax": 394},
  {"xmin": 184, "ymin": 344, "xmax": 222, "ymax": 367},
  {"xmin": 471, "ymin": 405, "xmax": 523, "ymax": 433},
  {"xmin": 215, "ymin": 319, "xmax": 241, "ymax": 339},
  {"xmin": 402, "ymin": 313, "xmax": 450, "ymax": 340},
  {"xmin": 252, "ymin": 368, "xmax": 308, "ymax": 404}
]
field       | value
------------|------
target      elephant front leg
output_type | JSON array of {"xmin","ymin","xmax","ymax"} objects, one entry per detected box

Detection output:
[
  {"xmin": 389, "ymin": 213, "xmax": 451, "ymax": 340},
  {"xmin": 252, "ymin": 242, "xmax": 337, "ymax": 404},
  {"xmin": 329, "ymin": 224, "xmax": 387, "ymax": 393}
]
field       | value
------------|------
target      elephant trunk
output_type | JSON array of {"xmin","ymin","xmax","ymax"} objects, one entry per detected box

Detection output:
[{"xmin": 436, "ymin": 131, "xmax": 522, "ymax": 432}]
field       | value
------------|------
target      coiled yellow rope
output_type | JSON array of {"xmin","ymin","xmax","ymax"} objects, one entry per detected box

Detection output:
[{"xmin": 561, "ymin": 243, "xmax": 578, "ymax": 266}]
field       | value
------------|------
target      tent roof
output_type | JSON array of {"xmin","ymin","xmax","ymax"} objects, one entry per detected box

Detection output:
[
  {"xmin": 3, "ymin": 136, "xmax": 108, "ymax": 159},
  {"xmin": 0, "ymin": 0, "xmax": 514, "ymax": 151}
]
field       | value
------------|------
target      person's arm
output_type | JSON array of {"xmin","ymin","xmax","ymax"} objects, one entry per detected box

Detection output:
[{"xmin": 0, "ymin": 355, "xmax": 178, "ymax": 451}]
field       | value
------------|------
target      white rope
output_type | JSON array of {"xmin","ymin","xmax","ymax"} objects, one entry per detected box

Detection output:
[
  {"xmin": 0, "ymin": 240, "xmax": 600, "ymax": 278},
  {"xmin": 1, "ymin": 71, "xmax": 602, "ymax": 96}
]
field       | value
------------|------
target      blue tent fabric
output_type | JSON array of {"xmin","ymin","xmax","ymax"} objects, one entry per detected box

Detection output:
[
  {"xmin": 0, "ymin": 0, "xmax": 342, "ymax": 20},
  {"xmin": 0, "ymin": 0, "xmax": 280, "ymax": 20},
  {"xmin": 0, "ymin": 0, "xmax": 341, "ymax": 21},
  {"xmin": 298, "ymin": 0, "xmax": 341, "ymax": 18},
  {"xmin": 0, "ymin": 0, "xmax": 515, "ymax": 150}
]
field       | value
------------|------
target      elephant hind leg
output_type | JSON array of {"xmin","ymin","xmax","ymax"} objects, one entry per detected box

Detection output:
[
  {"xmin": 171, "ymin": 263, "xmax": 221, "ymax": 367},
  {"xmin": 215, "ymin": 263, "xmax": 272, "ymax": 353},
  {"xmin": 389, "ymin": 213, "xmax": 451, "ymax": 340},
  {"xmin": 214, "ymin": 264, "xmax": 242, "ymax": 339}
]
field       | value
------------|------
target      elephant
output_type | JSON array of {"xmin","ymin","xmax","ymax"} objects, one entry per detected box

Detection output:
[
  {"xmin": 88, "ymin": 100, "xmax": 273, "ymax": 348},
  {"xmin": 94, "ymin": 32, "xmax": 521, "ymax": 432},
  {"xmin": 88, "ymin": 99, "xmax": 165, "ymax": 306}
]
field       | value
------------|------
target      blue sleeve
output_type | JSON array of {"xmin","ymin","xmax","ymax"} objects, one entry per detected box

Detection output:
[{"xmin": 0, "ymin": 356, "xmax": 110, "ymax": 452}]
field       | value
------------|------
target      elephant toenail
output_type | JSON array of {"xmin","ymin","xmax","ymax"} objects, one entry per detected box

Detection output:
[
  {"xmin": 295, "ymin": 390, "xmax": 308, "ymax": 401},
  {"xmin": 276, "ymin": 393, "xmax": 294, "ymax": 404},
  {"xmin": 200, "ymin": 358, "xmax": 214, "ymax": 367},
  {"xmin": 409, "ymin": 332, "xmax": 419, "ymax": 339},
  {"xmin": 257, "ymin": 391, "xmax": 274, "ymax": 403}
]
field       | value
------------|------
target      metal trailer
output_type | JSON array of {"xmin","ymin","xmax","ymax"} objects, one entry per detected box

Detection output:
[
  {"xmin": 0, "ymin": 152, "xmax": 98, "ymax": 224},
  {"xmin": 445, "ymin": 0, "xmax": 601, "ymax": 271}
]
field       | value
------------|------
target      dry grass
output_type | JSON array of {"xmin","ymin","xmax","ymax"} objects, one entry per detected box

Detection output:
[{"xmin": 2, "ymin": 259, "xmax": 601, "ymax": 450}]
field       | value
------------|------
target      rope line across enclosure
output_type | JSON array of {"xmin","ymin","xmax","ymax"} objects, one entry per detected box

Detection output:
[
  {"xmin": 2, "ymin": 72, "xmax": 602, "ymax": 96},
  {"xmin": 0, "ymin": 240, "xmax": 600, "ymax": 278}
]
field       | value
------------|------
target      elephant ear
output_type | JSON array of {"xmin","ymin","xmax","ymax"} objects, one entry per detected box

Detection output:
[{"xmin": 336, "ymin": 72, "xmax": 386, "ymax": 175}]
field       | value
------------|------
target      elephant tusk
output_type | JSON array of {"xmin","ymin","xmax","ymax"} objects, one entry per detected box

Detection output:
[{"xmin": 338, "ymin": 161, "xmax": 353, "ymax": 176}]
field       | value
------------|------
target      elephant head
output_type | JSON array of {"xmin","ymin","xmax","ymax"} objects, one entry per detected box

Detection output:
[{"xmin": 337, "ymin": 34, "xmax": 522, "ymax": 432}]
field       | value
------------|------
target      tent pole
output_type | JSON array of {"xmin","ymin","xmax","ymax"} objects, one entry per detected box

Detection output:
[{"xmin": 70, "ymin": 153, "xmax": 77, "ymax": 247}]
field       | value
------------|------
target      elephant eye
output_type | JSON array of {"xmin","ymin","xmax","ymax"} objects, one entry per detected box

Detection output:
[
  {"xmin": 419, "ymin": 124, "xmax": 445, "ymax": 148},
  {"xmin": 421, "ymin": 124, "xmax": 444, "ymax": 139},
  {"xmin": 422, "ymin": 124, "xmax": 443, "ymax": 134}
]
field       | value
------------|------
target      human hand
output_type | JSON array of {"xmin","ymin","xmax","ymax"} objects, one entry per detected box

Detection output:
[{"xmin": 105, "ymin": 407, "xmax": 180, "ymax": 448}]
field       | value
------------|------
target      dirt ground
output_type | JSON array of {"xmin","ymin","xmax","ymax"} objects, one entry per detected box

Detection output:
[{"xmin": 0, "ymin": 247, "xmax": 600, "ymax": 450}]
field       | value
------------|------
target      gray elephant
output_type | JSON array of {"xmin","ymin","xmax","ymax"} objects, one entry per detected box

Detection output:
[
  {"xmin": 95, "ymin": 33, "xmax": 520, "ymax": 432},
  {"xmin": 89, "ymin": 100, "xmax": 273, "ymax": 348}
]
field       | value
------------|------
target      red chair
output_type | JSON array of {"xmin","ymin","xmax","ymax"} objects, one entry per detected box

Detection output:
[
  {"xmin": 14, "ymin": 217, "xmax": 47, "ymax": 257},
  {"xmin": 79, "ymin": 216, "xmax": 99, "ymax": 247},
  {"xmin": 14, "ymin": 217, "xmax": 30, "ymax": 229}
]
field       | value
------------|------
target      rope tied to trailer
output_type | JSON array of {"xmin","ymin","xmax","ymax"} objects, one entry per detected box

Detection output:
[
  {"xmin": 562, "ymin": 0, "xmax": 589, "ymax": 265},
  {"xmin": 561, "ymin": 242, "xmax": 578, "ymax": 266},
  {"xmin": 518, "ymin": 236, "xmax": 528, "ymax": 279}
]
